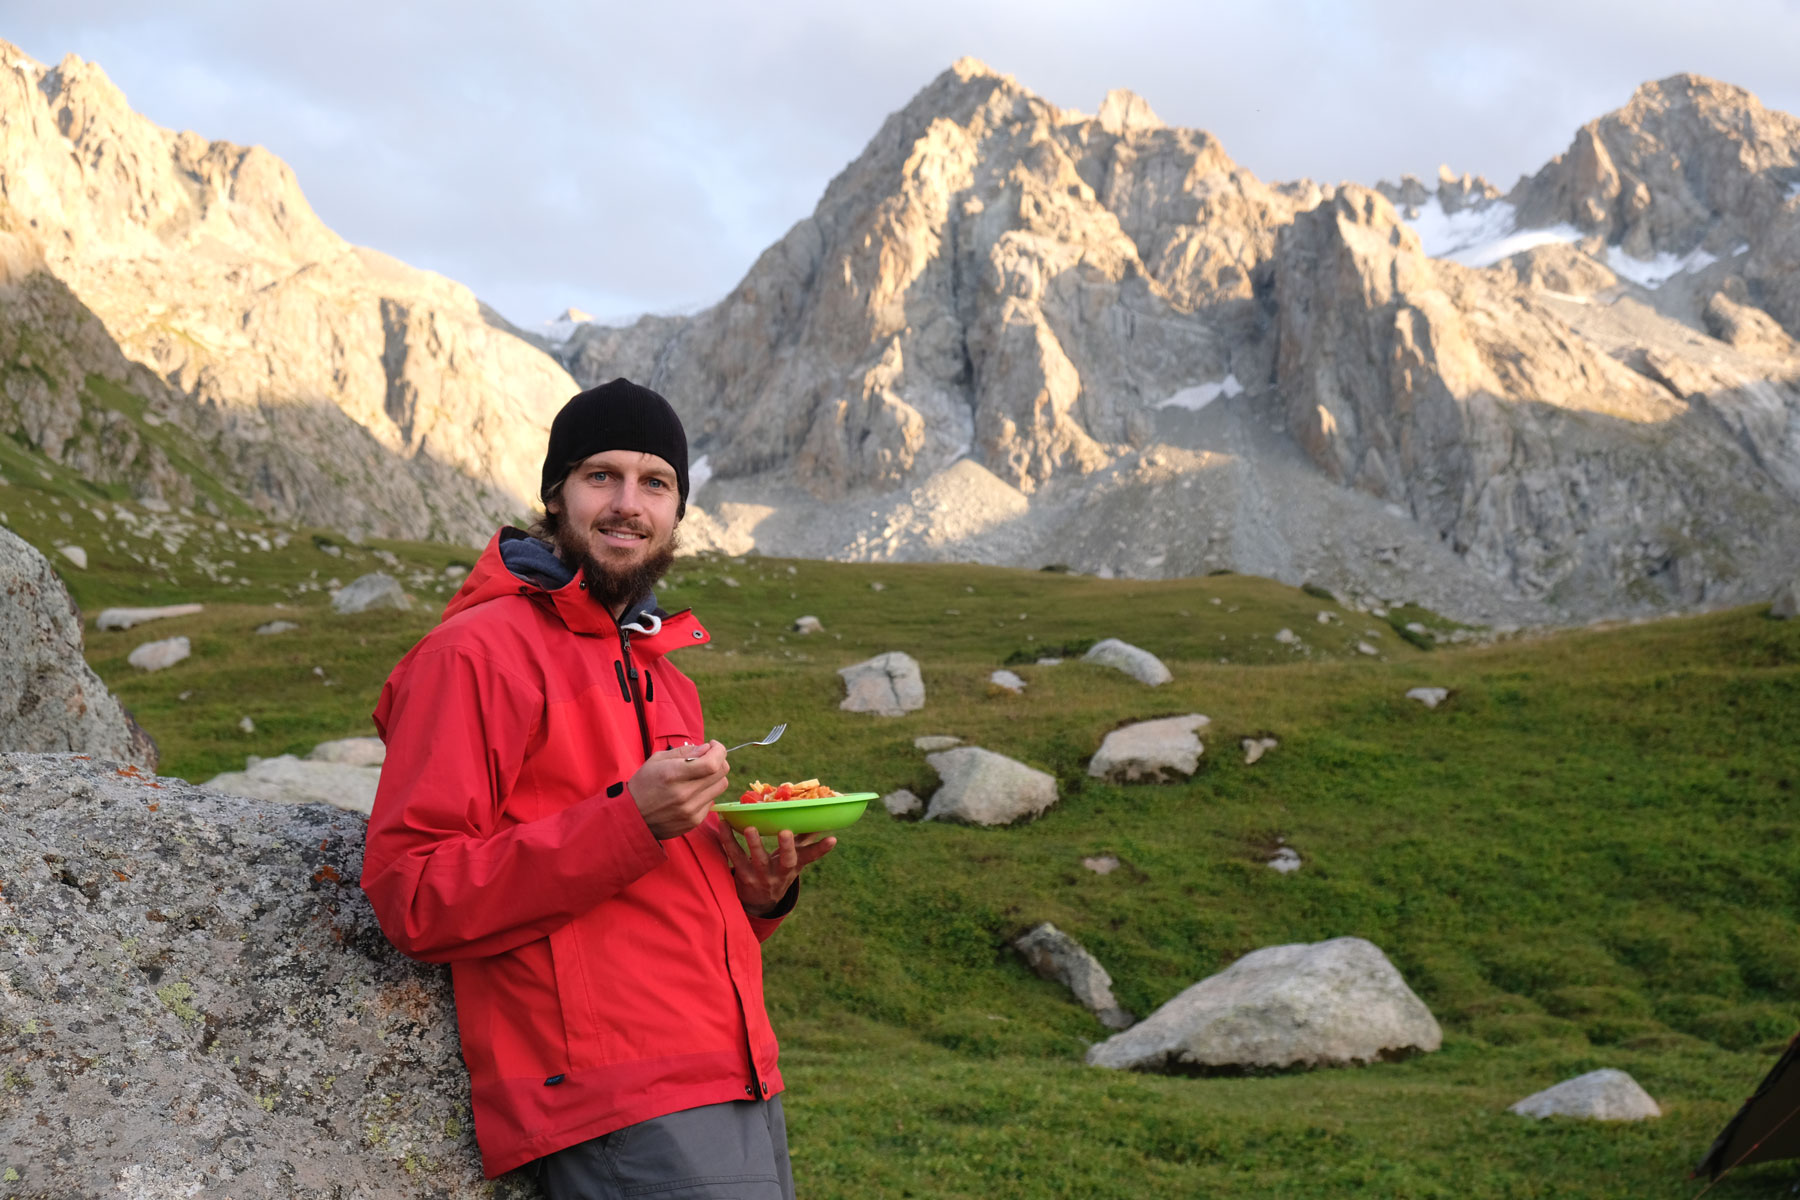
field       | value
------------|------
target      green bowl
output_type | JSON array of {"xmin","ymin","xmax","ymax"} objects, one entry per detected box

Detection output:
[{"xmin": 713, "ymin": 792, "xmax": 876, "ymax": 837}]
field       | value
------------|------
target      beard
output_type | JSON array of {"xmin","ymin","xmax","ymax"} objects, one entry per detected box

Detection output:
[{"xmin": 551, "ymin": 517, "xmax": 680, "ymax": 616}]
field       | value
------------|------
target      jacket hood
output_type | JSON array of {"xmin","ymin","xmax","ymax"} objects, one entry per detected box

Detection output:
[{"xmin": 443, "ymin": 528, "xmax": 689, "ymax": 647}]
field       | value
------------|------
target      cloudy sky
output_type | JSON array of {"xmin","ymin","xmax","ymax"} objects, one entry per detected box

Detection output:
[{"xmin": 13, "ymin": 2, "xmax": 1800, "ymax": 327}]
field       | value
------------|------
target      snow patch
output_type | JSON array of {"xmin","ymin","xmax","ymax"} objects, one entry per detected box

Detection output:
[
  {"xmin": 1605, "ymin": 245, "xmax": 1719, "ymax": 289},
  {"xmin": 1401, "ymin": 198, "xmax": 1581, "ymax": 269},
  {"xmin": 1158, "ymin": 374, "xmax": 1244, "ymax": 412},
  {"xmin": 1787, "ymin": 181, "xmax": 1800, "ymax": 202}
]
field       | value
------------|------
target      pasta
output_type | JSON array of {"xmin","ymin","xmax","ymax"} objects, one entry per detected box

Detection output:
[{"xmin": 735, "ymin": 779, "xmax": 837, "ymax": 804}]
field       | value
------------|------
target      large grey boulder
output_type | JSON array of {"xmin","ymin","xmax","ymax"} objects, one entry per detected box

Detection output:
[
  {"xmin": 0, "ymin": 529, "xmax": 155, "ymax": 769},
  {"xmin": 332, "ymin": 573, "xmax": 413, "ymax": 615},
  {"xmin": 1089, "ymin": 714, "xmax": 1209, "ymax": 782},
  {"xmin": 1774, "ymin": 579, "xmax": 1798, "ymax": 619},
  {"xmin": 1083, "ymin": 639, "xmax": 1172, "ymax": 686},
  {"xmin": 924, "ymin": 746, "xmax": 1058, "ymax": 825},
  {"xmin": 307, "ymin": 736, "xmax": 387, "ymax": 767},
  {"xmin": 1086, "ymin": 936, "xmax": 1442, "ymax": 1073},
  {"xmin": 95, "ymin": 603, "xmax": 204, "ymax": 631},
  {"xmin": 838, "ymin": 651, "xmax": 926, "ymax": 716},
  {"xmin": 1509, "ymin": 1069, "xmax": 1662, "ymax": 1121},
  {"xmin": 1014, "ymin": 923, "xmax": 1134, "ymax": 1030},
  {"xmin": 204, "ymin": 755, "xmax": 381, "ymax": 816},
  {"xmin": 0, "ymin": 754, "xmax": 519, "ymax": 1197}
]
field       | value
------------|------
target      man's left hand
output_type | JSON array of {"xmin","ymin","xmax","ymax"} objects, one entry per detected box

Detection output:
[{"xmin": 711, "ymin": 822, "xmax": 836, "ymax": 917}]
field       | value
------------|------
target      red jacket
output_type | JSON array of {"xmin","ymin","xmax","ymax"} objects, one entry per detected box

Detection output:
[{"xmin": 361, "ymin": 528, "xmax": 786, "ymax": 1178}]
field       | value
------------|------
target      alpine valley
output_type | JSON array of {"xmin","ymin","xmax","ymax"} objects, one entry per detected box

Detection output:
[{"xmin": 4, "ymin": 45, "xmax": 1799, "ymax": 624}]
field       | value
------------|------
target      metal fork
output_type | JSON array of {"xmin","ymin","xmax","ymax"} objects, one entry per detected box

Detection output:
[
  {"xmin": 727, "ymin": 724, "xmax": 786, "ymax": 753},
  {"xmin": 685, "ymin": 724, "xmax": 787, "ymax": 761}
]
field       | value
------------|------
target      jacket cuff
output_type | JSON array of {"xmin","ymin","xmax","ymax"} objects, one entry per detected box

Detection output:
[
  {"xmin": 746, "ymin": 879, "xmax": 799, "ymax": 940},
  {"xmin": 601, "ymin": 784, "xmax": 670, "ymax": 876}
]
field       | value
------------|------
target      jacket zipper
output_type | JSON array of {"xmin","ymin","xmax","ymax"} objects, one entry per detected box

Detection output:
[
  {"xmin": 617, "ymin": 628, "xmax": 653, "ymax": 760},
  {"xmin": 625, "ymin": 613, "xmax": 761, "ymax": 1099}
]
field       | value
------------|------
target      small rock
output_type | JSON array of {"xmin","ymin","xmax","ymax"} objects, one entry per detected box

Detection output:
[
  {"xmin": 56, "ymin": 545, "xmax": 88, "ymax": 570},
  {"xmin": 1509, "ymin": 1070, "xmax": 1661, "ymax": 1122},
  {"xmin": 128, "ymin": 636, "xmax": 191, "ymax": 672},
  {"xmin": 307, "ymin": 736, "xmax": 386, "ymax": 767},
  {"xmin": 1317, "ymin": 611, "xmax": 1335, "ymax": 624},
  {"xmin": 1274, "ymin": 628, "xmax": 1297, "ymax": 644},
  {"xmin": 1083, "ymin": 638, "xmax": 1172, "ymax": 686},
  {"xmin": 792, "ymin": 615, "xmax": 824, "ymax": 635},
  {"xmin": 1356, "ymin": 642, "xmax": 1379, "ymax": 656},
  {"xmin": 443, "ymin": 564, "xmax": 468, "ymax": 580},
  {"xmin": 1406, "ymin": 687, "xmax": 1450, "ymax": 709},
  {"xmin": 255, "ymin": 620, "xmax": 300, "ymax": 635},
  {"xmin": 96, "ymin": 604, "xmax": 204, "ymax": 631},
  {"xmin": 331, "ymin": 573, "xmax": 411, "ymax": 615},
  {"xmin": 839, "ymin": 652, "xmax": 926, "ymax": 716},
  {"xmin": 1268, "ymin": 847, "xmax": 1302, "ymax": 873},
  {"xmin": 238, "ymin": 716, "xmax": 255, "ymax": 733},
  {"xmin": 204, "ymin": 755, "xmax": 381, "ymax": 817},
  {"xmin": 924, "ymin": 747, "xmax": 1058, "ymax": 825},
  {"xmin": 1086, "ymin": 937, "xmax": 1442, "ymax": 1073},
  {"xmin": 1014, "ymin": 923, "xmax": 1134, "ymax": 1030},
  {"xmin": 869, "ymin": 581, "xmax": 887, "ymax": 592},
  {"xmin": 1242, "ymin": 736, "xmax": 1278, "ymax": 765},
  {"xmin": 1035, "ymin": 657, "xmax": 1063, "ymax": 666},
  {"xmin": 1082, "ymin": 854, "xmax": 1121, "ymax": 875},
  {"xmin": 1090, "ymin": 715, "xmax": 1208, "ymax": 783},
  {"xmin": 1405, "ymin": 621, "xmax": 1428, "ymax": 635},
  {"xmin": 1772, "ymin": 580, "xmax": 1797, "ymax": 619},
  {"xmin": 989, "ymin": 669, "xmax": 1026, "ymax": 694},
  {"xmin": 881, "ymin": 788, "xmax": 923, "ymax": 817},
  {"xmin": 913, "ymin": 735, "xmax": 963, "ymax": 751},
  {"xmin": 721, "ymin": 575, "xmax": 740, "ymax": 588}
]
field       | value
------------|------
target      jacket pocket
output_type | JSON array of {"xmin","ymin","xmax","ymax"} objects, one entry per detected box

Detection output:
[{"xmin": 546, "ymin": 922, "xmax": 595, "ymax": 1068}]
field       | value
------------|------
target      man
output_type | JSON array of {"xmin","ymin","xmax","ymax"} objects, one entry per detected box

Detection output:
[{"xmin": 361, "ymin": 378, "xmax": 833, "ymax": 1198}]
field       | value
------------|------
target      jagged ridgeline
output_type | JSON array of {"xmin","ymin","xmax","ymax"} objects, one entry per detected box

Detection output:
[{"xmin": 4, "ymin": 47, "xmax": 1799, "ymax": 621}]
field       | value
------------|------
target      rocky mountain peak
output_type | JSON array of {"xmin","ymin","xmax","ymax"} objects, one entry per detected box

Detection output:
[
  {"xmin": 0, "ymin": 52, "xmax": 577, "ymax": 541},
  {"xmin": 1511, "ymin": 72, "xmax": 1800, "ymax": 263},
  {"xmin": 1096, "ymin": 88, "xmax": 1164, "ymax": 136}
]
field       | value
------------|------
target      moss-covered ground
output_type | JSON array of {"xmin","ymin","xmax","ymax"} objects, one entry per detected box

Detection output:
[{"xmin": 3, "ymin": 473, "xmax": 1797, "ymax": 1198}]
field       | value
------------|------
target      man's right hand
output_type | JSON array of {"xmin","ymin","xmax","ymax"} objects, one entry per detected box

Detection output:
[{"xmin": 629, "ymin": 741, "xmax": 730, "ymax": 840}]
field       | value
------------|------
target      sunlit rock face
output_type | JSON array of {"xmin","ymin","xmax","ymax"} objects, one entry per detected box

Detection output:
[{"xmin": 0, "ymin": 41, "xmax": 576, "ymax": 542}]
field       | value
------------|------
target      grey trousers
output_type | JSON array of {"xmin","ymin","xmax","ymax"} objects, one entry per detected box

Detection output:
[{"xmin": 534, "ymin": 1096, "xmax": 795, "ymax": 1200}]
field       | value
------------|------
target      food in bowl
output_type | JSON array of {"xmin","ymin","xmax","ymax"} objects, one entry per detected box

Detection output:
[{"xmin": 736, "ymin": 779, "xmax": 837, "ymax": 804}]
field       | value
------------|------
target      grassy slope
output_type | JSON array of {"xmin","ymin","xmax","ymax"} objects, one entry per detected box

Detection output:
[{"xmin": 3, "ymin": 475, "xmax": 1797, "ymax": 1198}]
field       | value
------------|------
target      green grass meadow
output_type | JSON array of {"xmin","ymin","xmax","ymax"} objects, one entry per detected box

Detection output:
[{"xmin": 4, "ymin": 473, "xmax": 1798, "ymax": 1198}]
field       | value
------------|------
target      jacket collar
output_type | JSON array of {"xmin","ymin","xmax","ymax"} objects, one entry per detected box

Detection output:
[{"xmin": 444, "ymin": 528, "xmax": 709, "ymax": 657}]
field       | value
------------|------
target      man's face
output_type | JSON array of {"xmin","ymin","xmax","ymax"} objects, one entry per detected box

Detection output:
[{"xmin": 547, "ymin": 450, "xmax": 681, "ymax": 614}]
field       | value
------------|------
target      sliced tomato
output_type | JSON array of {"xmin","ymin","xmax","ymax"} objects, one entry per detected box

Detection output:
[{"xmin": 772, "ymin": 784, "xmax": 794, "ymax": 801}]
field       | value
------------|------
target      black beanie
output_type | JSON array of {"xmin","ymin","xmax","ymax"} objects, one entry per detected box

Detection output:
[{"xmin": 540, "ymin": 378, "xmax": 689, "ymax": 510}]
